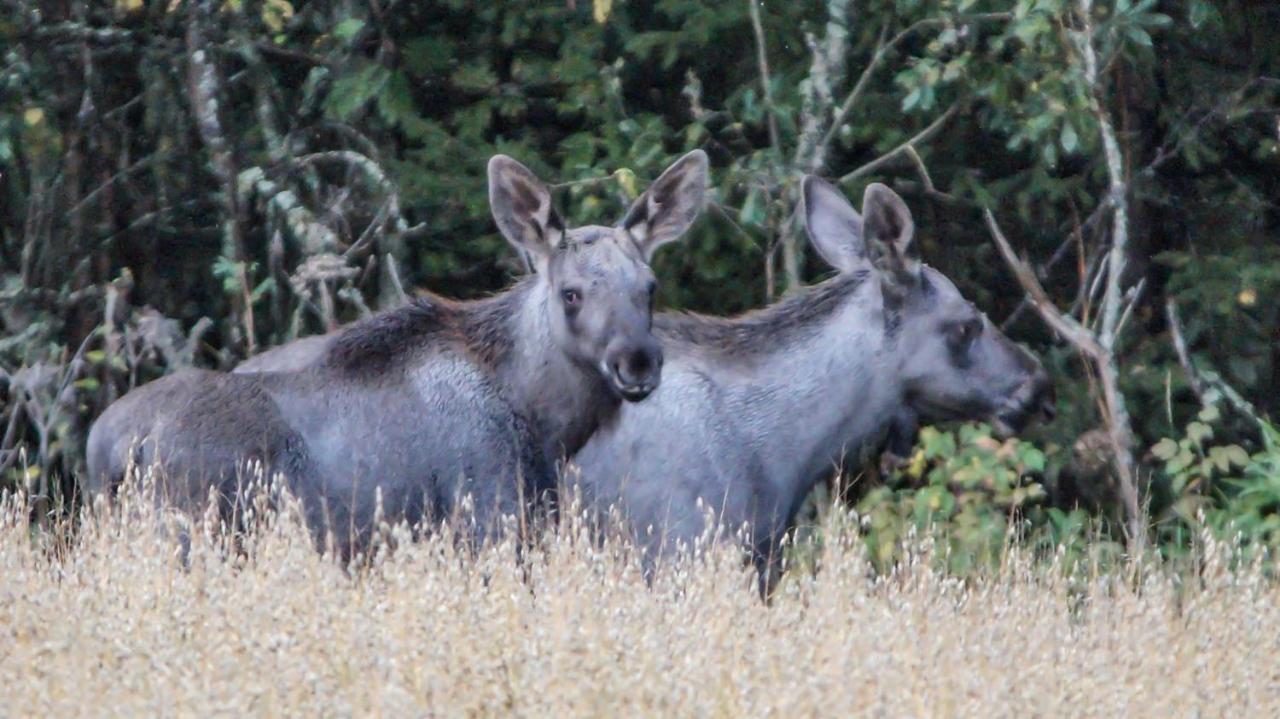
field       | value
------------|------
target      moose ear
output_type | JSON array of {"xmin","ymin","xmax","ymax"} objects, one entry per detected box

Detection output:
[
  {"xmin": 801, "ymin": 175, "xmax": 866, "ymax": 273},
  {"xmin": 861, "ymin": 182, "xmax": 918, "ymax": 283},
  {"xmin": 488, "ymin": 155, "xmax": 565, "ymax": 270},
  {"xmin": 622, "ymin": 150, "xmax": 708, "ymax": 261}
]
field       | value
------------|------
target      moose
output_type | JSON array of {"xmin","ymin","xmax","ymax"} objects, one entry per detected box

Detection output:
[
  {"xmin": 566, "ymin": 177, "xmax": 1055, "ymax": 593},
  {"xmin": 86, "ymin": 151, "xmax": 709, "ymax": 555}
]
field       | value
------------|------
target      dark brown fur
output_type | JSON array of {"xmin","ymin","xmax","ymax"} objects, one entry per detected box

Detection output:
[{"xmin": 323, "ymin": 279, "xmax": 534, "ymax": 379}]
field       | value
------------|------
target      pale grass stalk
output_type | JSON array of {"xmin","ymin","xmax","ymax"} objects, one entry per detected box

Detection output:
[{"xmin": 0, "ymin": 492, "xmax": 1275, "ymax": 716}]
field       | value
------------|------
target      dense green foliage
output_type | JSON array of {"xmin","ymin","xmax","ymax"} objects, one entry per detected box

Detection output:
[{"xmin": 1, "ymin": 0, "xmax": 1277, "ymax": 560}]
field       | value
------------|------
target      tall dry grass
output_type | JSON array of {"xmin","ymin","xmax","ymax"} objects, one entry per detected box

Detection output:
[{"xmin": 1, "ymin": 484, "xmax": 1277, "ymax": 718}]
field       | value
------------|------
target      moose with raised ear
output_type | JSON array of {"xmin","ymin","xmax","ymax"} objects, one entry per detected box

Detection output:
[
  {"xmin": 567, "ymin": 176, "xmax": 1055, "ymax": 595},
  {"xmin": 86, "ymin": 151, "xmax": 709, "ymax": 555}
]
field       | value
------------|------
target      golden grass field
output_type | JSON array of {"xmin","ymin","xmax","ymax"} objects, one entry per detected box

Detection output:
[{"xmin": 2, "ymin": 488, "xmax": 1277, "ymax": 718}]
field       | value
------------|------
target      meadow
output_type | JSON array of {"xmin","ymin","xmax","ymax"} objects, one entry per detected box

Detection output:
[{"xmin": 2, "ymin": 485, "xmax": 1276, "ymax": 717}]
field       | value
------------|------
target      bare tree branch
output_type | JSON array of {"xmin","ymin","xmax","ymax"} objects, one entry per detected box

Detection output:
[
  {"xmin": 839, "ymin": 103, "xmax": 959, "ymax": 184},
  {"xmin": 986, "ymin": 210, "xmax": 1102, "ymax": 355},
  {"xmin": 746, "ymin": 0, "xmax": 783, "ymax": 159},
  {"xmin": 986, "ymin": 207, "xmax": 1144, "ymax": 549},
  {"xmin": 1166, "ymin": 299, "xmax": 1267, "ymax": 431}
]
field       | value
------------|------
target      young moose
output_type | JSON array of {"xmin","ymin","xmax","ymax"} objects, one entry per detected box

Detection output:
[
  {"xmin": 567, "ymin": 176, "xmax": 1055, "ymax": 592},
  {"xmin": 86, "ymin": 151, "xmax": 709, "ymax": 554}
]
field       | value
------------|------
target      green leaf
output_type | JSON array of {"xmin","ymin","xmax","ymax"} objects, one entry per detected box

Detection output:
[
  {"xmin": 1124, "ymin": 27, "xmax": 1153, "ymax": 49},
  {"xmin": 902, "ymin": 87, "xmax": 922, "ymax": 112},
  {"xmin": 1223, "ymin": 445, "xmax": 1251, "ymax": 468},
  {"xmin": 333, "ymin": 18, "xmax": 364, "ymax": 41},
  {"xmin": 1152, "ymin": 437, "xmax": 1179, "ymax": 461},
  {"xmin": 324, "ymin": 63, "xmax": 391, "ymax": 121},
  {"xmin": 738, "ymin": 189, "xmax": 765, "ymax": 228},
  {"xmin": 1060, "ymin": 123, "xmax": 1079, "ymax": 153},
  {"xmin": 1168, "ymin": 448, "xmax": 1195, "ymax": 474},
  {"xmin": 1187, "ymin": 421, "xmax": 1213, "ymax": 445},
  {"xmin": 1021, "ymin": 446, "xmax": 1046, "ymax": 473},
  {"xmin": 1208, "ymin": 446, "xmax": 1232, "ymax": 474}
]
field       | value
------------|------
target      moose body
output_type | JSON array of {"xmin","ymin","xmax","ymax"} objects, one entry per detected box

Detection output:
[
  {"xmin": 567, "ymin": 178, "xmax": 1054, "ymax": 590},
  {"xmin": 86, "ymin": 152, "xmax": 708, "ymax": 554},
  {"xmin": 234, "ymin": 334, "xmax": 330, "ymax": 374}
]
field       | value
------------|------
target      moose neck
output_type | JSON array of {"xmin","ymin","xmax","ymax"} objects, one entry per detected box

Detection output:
[
  {"xmin": 496, "ymin": 280, "xmax": 618, "ymax": 465},
  {"xmin": 672, "ymin": 272, "xmax": 905, "ymax": 512}
]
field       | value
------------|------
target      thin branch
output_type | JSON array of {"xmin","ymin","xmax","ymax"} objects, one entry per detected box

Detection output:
[
  {"xmin": 815, "ymin": 24, "xmax": 889, "ymax": 166},
  {"xmin": 1075, "ymin": 0, "xmax": 1128, "ymax": 351},
  {"xmin": 1166, "ymin": 299, "xmax": 1267, "ymax": 430},
  {"xmin": 839, "ymin": 103, "xmax": 959, "ymax": 184},
  {"xmin": 707, "ymin": 201, "xmax": 766, "ymax": 254},
  {"xmin": 815, "ymin": 11, "xmax": 1011, "ymax": 168},
  {"xmin": 903, "ymin": 145, "xmax": 935, "ymax": 193},
  {"xmin": 550, "ymin": 173, "xmax": 620, "ymax": 190},
  {"xmin": 1113, "ymin": 278, "xmax": 1145, "ymax": 340},
  {"xmin": 65, "ymin": 154, "xmax": 158, "ymax": 218},
  {"xmin": 384, "ymin": 254, "xmax": 409, "ymax": 306},
  {"xmin": 985, "ymin": 209, "xmax": 1103, "ymax": 356},
  {"xmin": 1000, "ymin": 199, "xmax": 1111, "ymax": 330},
  {"xmin": 1166, "ymin": 299, "xmax": 1209, "ymax": 405},
  {"xmin": 746, "ymin": 0, "xmax": 782, "ymax": 158}
]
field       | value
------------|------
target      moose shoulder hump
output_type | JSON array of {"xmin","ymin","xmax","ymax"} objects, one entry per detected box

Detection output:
[{"xmin": 323, "ymin": 279, "xmax": 533, "ymax": 378}]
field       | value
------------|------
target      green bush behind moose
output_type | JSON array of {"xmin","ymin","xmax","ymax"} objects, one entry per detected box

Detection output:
[{"xmin": 1, "ymin": 0, "xmax": 1277, "ymax": 562}]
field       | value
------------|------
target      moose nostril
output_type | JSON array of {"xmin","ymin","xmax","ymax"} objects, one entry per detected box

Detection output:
[{"xmin": 625, "ymin": 349, "xmax": 661, "ymax": 382}]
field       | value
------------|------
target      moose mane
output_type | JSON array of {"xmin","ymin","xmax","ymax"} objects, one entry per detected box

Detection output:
[
  {"xmin": 323, "ymin": 278, "xmax": 534, "ymax": 378},
  {"xmin": 655, "ymin": 269, "xmax": 871, "ymax": 357}
]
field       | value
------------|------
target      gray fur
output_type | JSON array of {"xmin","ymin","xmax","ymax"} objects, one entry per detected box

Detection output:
[
  {"xmin": 234, "ymin": 334, "xmax": 330, "ymax": 374},
  {"xmin": 86, "ymin": 151, "xmax": 709, "ymax": 556},
  {"xmin": 567, "ymin": 177, "xmax": 1054, "ymax": 594}
]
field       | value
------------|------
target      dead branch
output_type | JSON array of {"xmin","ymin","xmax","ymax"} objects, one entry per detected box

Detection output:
[
  {"xmin": 986, "ymin": 208, "xmax": 1144, "ymax": 549},
  {"xmin": 238, "ymin": 167, "xmax": 340, "ymax": 254},
  {"xmin": 1165, "ymin": 299, "xmax": 1267, "ymax": 431},
  {"xmin": 839, "ymin": 103, "xmax": 959, "ymax": 184},
  {"xmin": 986, "ymin": 210, "xmax": 1103, "ymax": 355},
  {"xmin": 186, "ymin": 2, "xmax": 252, "ymax": 352},
  {"xmin": 794, "ymin": 0, "xmax": 851, "ymax": 174},
  {"xmin": 746, "ymin": 0, "xmax": 782, "ymax": 158}
]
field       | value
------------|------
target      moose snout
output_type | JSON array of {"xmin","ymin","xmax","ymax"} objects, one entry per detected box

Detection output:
[
  {"xmin": 605, "ymin": 339, "xmax": 663, "ymax": 402},
  {"xmin": 1007, "ymin": 341, "xmax": 1057, "ymax": 426},
  {"xmin": 991, "ymin": 358, "xmax": 1057, "ymax": 437}
]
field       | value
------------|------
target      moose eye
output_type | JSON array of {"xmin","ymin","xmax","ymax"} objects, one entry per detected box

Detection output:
[
  {"xmin": 950, "ymin": 317, "xmax": 983, "ymax": 351},
  {"xmin": 561, "ymin": 288, "xmax": 582, "ymax": 306}
]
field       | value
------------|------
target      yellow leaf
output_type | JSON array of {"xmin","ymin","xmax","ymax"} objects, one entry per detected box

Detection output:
[
  {"xmin": 116, "ymin": 0, "xmax": 144, "ymax": 13},
  {"xmin": 614, "ymin": 168, "xmax": 637, "ymax": 199},
  {"xmin": 907, "ymin": 450, "xmax": 927, "ymax": 480},
  {"xmin": 593, "ymin": 0, "xmax": 611, "ymax": 24},
  {"xmin": 262, "ymin": 0, "xmax": 294, "ymax": 32},
  {"xmin": 23, "ymin": 107, "xmax": 44, "ymax": 126},
  {"xmin": 1238, "ymin": 288, "xmax": 1257, "ymax": 307}
]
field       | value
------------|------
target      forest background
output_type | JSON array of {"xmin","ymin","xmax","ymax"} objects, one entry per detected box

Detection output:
[{"xmin": 2, "ymin": 0, "xmax": 1278, "ymax": 562}]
